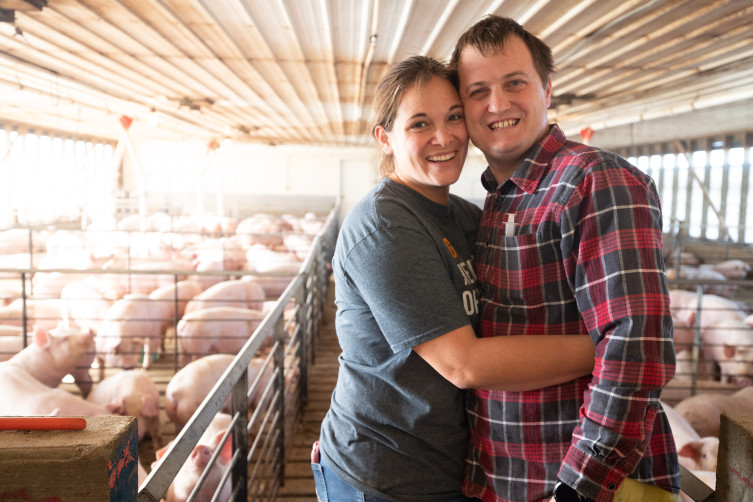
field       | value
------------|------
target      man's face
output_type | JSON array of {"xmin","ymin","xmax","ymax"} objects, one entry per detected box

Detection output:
[{"xmin": 456, "ymin": 36, "xmax": 552, "ymax": 181}]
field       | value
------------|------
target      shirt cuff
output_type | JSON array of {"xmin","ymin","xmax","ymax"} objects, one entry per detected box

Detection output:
[{"xmin": 559, "ymin": 445, "xmax": 624, "ymax": 502}]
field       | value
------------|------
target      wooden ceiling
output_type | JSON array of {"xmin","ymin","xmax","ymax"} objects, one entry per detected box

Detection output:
[{"xmin": 0, "ymin": 0, "xmax": 751, "ymax": 146}]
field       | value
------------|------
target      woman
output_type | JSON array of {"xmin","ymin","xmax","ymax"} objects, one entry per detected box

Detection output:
[{"xmin": 312, "ymin": 56, "xmax": 595, "ymax": 502}]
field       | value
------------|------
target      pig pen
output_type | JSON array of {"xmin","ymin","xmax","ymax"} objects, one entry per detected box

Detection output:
[
  {"xmin": 0, "ymin": 207, "xmax": 339, "ymax": 501},
  {"xmin": 663, "ymin": 231, "xmax": 753, "ymax": 407}
]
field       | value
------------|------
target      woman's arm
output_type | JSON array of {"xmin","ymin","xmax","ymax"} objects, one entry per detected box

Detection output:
[{"xmin": 412, "ymin": 325, "xmax": 594, "ymax": 391}]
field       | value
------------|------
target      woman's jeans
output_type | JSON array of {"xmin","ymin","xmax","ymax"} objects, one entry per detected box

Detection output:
[{"xmin": 310, "ymin": 441, "xmax": 478, "ymax": 502}]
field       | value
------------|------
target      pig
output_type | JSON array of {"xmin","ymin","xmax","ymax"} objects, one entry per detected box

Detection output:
[
  {"xmin": 86, "ymin": 369, "xmax": 161, "ymax": 449},
  {"xmin": 235, "ymin": 214, "xmax": 293, "ymax": 249},
  {"xmin": 703, "ymin": 258, "xmax": 751, "ymax": 280},
  {"xmin": 666, "ymin": 266, "xmax": 737, "ymax": 298},
  {"xmin": 674, "ymin": 386, "xmax": 753, "ymax": 437},
  {"xmin": 0, "ymin": 325, "xmax": 24, "ymax": 362},
  {"xmin": 60, "ymin": 279, "xmax": 113, "ymax": 333},
  {"xmin": 669, "ymin": 289, "xmax": 747, "ymax": 352},
  {"xmin": 0, "ymin": 361, "xmax": 112, "ymax": 416},
  {"xmin": 148, "ymin": 279, "xmax": 204, "ymax": 320},
  {"xmin": 175, "ymin": 306, "xmax": 266, "ymax": 366},
  {"xmin": 7, "ymin": 325, "xmax": 95, "ymax": 397},
  {"xmin": 183, "ymin": 278, "xmax": 266, "ymax": 315},
  {"xmin": 164, "ymin": 354, "xmax": 273, "ymax": 428},
  {"xmin": 699, "ymin": 318, "xmax": 753, "ymax": 386},
  {"xmin": 95, "ymin": 294, "xmax": 164, "ymax": 375},
  {"xmin": 0, "ymin": 297, "xmax": 65, "ymax": 330},
  {"xmin": 152, "ymin": 413, "xmax": 233, "ymax": 502},
  {"xmin": 662, "ymin": 401, "xmax": 719, "ymax": 472}
]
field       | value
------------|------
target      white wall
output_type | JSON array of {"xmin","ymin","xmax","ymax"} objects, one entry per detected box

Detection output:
[{"xmin": 130, "ymin": 139, "xmax": 490, "ymax": 221}]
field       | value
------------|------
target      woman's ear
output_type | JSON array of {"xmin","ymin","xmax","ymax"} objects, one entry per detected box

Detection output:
[{"xmin": 374, "ymin": 125, "xmax": 392, "ymax": 155}]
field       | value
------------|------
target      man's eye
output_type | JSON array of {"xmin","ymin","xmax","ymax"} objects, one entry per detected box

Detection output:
[{"xmin": 469, "ymin": 88, "xmax": 485, "ymax": 97}]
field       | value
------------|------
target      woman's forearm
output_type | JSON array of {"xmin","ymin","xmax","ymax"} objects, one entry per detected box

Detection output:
[{"xmin": 413, "ymin": 326, "xmax": 595, "ymax": 391}]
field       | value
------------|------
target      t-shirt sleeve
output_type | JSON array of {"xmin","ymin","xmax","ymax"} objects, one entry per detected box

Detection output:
[{"xmin": 341, "ymin": 225, "xmax": 472, "ymax": 353}]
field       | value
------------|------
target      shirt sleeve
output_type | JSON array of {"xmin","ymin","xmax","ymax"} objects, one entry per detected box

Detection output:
[
  {"xmin": 558, "ymin": 161, "xmax": 676, "ymax": 499},
  {"xmin": 341, "ymin": 225, "xmax": 472, "ymax": 353}
]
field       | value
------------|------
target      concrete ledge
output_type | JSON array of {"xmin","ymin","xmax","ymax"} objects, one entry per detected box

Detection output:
[
  {"xmin": 0, "ymin": 416, "xmax": 138, "ymax": 501},
  {"xmin": 718, "ymin": 413, "xmax": 753, "ymax": 502}
]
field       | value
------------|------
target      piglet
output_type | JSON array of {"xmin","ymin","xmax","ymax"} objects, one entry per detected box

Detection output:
[
  {"xmin": 152, "ymin": 413, "xmax": 233, "ymax": 502},
  {"xmin": 183, "ymin": 278, "xmax": 265, "ymax": 315},
  {"xmin": 8, "ymin": 325, "xmax": 95, "ymax": 397},
  {"xmin": 0, "ymin": 361, "xmax": 111, "ymax": 416},
  {"xmin": 700, "ymin": 318, "xmax": 753, "ymax": 386},
  {"xmin": 165, "ymin": 354, "xmax": 272, "ymax": 429},
  {"xmin": 674, "ymin": 386, "xmax": 753, "ymax": 437},
  {"xmin": 662, "ymin": 401, "xmax": 718, "ymax": 472},
  {"xmin": 86, "ymin": 369, "xmax": 162, "ymax": 449},
  {"xmin": 95, "ymin": 294, "xmax": 163, "ymax": 376},
  {"xmin": 176, "ymin": 306, "xmax": 266, "ymax": 366}
]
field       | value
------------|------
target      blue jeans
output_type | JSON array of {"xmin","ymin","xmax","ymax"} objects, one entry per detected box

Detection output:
[{"xmin": 311, "ymin": 443, "xmax": 477, "ymax": 502}]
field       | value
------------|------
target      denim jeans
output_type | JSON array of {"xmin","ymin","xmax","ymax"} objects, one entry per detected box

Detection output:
[{"xmin": 311, "ymin": 442, "xmax": 478, "ymax": 502}]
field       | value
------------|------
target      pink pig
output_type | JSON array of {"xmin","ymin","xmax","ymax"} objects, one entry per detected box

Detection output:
[
  {"xmin": 699, "ymin": 318, "xmax": 753, "ymax": 386},
  {"xmin": 152, "ymin": 413, "xmax": 233, "ymax": 502},
  {"xmin": 0, "ymin": 362, "xmax": 111, "ymax": 416},
  {"xmin": 674, "ymin": 386, "xmax": 753, "ymax": 437},
  {"xmin": 165, "ymin": 354, "xmax": 272, "ymax": 428},
  {"xmin": 183, "ymin": 278, "xmax": 265, "ymax": 315},
  {"xmin": 86, "ymin": 369, "xmax": 162, "ymax": 449},
  {"xmin": 8, "ymin": 325, "xmax": 95, "ymax": 397},
  {"xmin": 662, "ymin": 401, "xmax": 718, "ymax": 472},
  {"xmin": 176, "ymin": 306, "xmax": 266, "ymax": 366},
  {"xmin": 95, "ymin": 294, "xmax": 164, "ymax": 375}
]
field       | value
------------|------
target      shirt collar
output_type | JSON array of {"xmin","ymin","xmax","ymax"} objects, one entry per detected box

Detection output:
[{"xmin": 479, "ymin": 124, "xmax": 566, "ymax": 195}]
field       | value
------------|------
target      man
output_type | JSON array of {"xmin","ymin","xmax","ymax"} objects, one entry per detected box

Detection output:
[{"xmin": 451, "ymin": 15, "xmax": 681, "ymax": 502}]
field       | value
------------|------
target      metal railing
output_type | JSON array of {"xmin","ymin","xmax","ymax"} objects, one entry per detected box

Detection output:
[{"xmin": 135, "ymin": 205, "xmax": 337, "ymax": 501}]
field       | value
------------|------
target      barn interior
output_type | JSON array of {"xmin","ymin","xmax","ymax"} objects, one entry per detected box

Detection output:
[{"xmin": 1, "ymin": 1, "xmax": 753, "ymax": 501}]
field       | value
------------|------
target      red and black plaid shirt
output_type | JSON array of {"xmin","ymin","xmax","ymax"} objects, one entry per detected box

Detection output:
[{"xmin": 463, "ymin": 124, "xmax": 680, "ymax": 502}]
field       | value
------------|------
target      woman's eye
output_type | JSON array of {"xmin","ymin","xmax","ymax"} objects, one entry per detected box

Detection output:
[
  {"xmin": 411, "ymin": 121, "xmax": 428, "ymax": 129},
  {"xmin": 449, "ymin": 114, "xmax": 464, "ymax": 121}
]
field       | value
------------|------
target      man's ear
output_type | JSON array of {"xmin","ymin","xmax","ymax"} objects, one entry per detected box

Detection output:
[
  {"xmin": 544, "ymin": 76, "xmax": 552, "ymax": 108},
  {"xmin": 374, "ymin": 125, "xmax": 392, "ymax": 155}
]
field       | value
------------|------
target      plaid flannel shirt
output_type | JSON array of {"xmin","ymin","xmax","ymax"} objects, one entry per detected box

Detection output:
[{"xmin": 463, "ymin": 124, "xmax": 680, "ymax": 502}]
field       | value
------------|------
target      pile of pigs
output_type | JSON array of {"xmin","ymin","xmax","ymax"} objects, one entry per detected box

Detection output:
[
  {"xmin": 663, "ymin": 252, "xmax": 753, "ymax": 500},
  {"xmin": 0, "ymin": 210, "xmax": 328, "ymax": 501}
]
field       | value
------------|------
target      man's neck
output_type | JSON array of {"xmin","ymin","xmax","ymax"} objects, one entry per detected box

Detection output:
[{"xmin": 488, "ymin": 163, "xmax": 517, "ymax": 187}]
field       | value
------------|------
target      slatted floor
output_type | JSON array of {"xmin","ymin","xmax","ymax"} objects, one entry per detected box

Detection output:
[{"xmin": 274, "ymin": 282, "xmax": 339, "ymax": 502}]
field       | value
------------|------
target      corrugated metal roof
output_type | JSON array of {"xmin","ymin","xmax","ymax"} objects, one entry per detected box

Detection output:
[{"xmin": 0, "ymin": 0, "xmax": 751, "ymax": 145}]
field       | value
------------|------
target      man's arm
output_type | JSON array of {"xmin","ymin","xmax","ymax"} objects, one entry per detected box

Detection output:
[{"xmin": 557, "ymin": 162, "xmax": 676, "ymax": 501}]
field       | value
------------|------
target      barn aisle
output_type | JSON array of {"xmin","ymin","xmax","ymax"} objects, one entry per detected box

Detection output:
[{"xmin": 275, "ymin": 281, "xmax": 340, "ymax": 501}]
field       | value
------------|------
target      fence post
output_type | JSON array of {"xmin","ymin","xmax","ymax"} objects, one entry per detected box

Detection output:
[{"xmin": 231, "ymin": 368, "xmax": 249, "ymax": 501}]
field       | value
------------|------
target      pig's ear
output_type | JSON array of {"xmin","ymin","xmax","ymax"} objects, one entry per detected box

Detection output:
[
  {"xmin": 678, "ymin": 442, "xmax": 700, "ymax": 461},
  {"xmin": 723, "ymin": 344, "xmax": 737, "ymax": 359},
  {"xmin": 33, "ymin": 327, "xmax": 50, "ymax": 348},
  {"xmin": 106, "ymin": 402, "xmax": 123, "ymax": 414},
  {"xmin": 141, "ymin": 396, "xmax": 159, "ymax": 417},
  {"xmin": 155, "ymin": 445, "xmax": 169, "ymax": 460},
  {"xmin": 215, "ymin": 431, "xmax": 233, "ymax": 462}
]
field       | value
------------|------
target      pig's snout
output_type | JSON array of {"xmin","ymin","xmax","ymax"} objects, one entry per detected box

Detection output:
[{"xmin": 190, "ymin": 444, "xmax": 213, "ymax": 469}]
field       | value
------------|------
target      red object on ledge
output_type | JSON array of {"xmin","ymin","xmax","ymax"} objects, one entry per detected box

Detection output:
[{"xmin": 0, "ymin": 417, "xmax": 87, "ymax": 431}]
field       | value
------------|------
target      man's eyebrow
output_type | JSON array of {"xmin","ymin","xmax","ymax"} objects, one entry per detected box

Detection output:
[{"xmin": 464, "ymin": 70, "xmax": 529, "ymax": 91}]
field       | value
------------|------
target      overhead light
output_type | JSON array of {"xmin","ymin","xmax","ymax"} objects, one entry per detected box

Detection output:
[{"xmin": 147, "ymin": 108, "xmax": 160, "ymax": 127}]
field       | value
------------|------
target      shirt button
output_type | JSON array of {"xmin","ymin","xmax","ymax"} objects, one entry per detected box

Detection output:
[{"xmin": 607, "ymin": 483, "xmax": 617, "ymax": 490}]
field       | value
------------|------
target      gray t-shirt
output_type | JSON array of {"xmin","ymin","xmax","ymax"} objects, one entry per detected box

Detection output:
[{"xmin": 319, "ymin": 178, "xmax": 481, "ymax": 501}]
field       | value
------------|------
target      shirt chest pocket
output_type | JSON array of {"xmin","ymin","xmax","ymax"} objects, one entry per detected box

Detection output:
[{"xmin": 489, "ymin": 231, "xmax": 569, "ymax": 306}]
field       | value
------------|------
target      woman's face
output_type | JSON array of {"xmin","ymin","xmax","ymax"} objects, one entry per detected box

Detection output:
[{"xmin": 375, "ymin": 76, "xmax": 468, "ymax": 204}]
